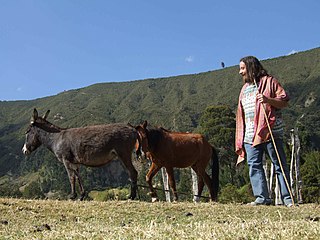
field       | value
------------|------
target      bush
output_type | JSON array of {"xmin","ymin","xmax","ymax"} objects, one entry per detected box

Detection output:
[
  {"xmin": 219, "ymin": 183, "xmax": 254, "ymax": 204},
  {"xmin": 88, "ymin": 188, "xmax": 130, "ymax": 201},
  {"xmin": 22, "ymin": 181, "xmax": 45, "ymax": 199},
  {"xmin": 301, "ymin": 151, "xmax": 320, "ymax": 203},
  {"xmin": 302, "ymin": 186, "xmax": 320, "ymax": 203},
  {"xmin": 0, "ymin": 184, "xmax": 22, "ymax": 198}
]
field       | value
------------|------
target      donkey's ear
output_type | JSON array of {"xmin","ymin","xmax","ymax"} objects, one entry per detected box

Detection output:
[
  {"xmin": 43, "ymin": 110, "xmax": 50, "ymax": 120},
  {"xmin": 32, "ymin": 108, "xmax": 38, "ymax": 122},
  {"xmin": 143, "ymin": 120, "xmax": 148, "ymax": 128}
]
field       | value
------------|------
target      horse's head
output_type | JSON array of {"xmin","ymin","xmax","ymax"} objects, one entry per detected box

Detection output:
[
  {"xmin": 135, "ymin": 120, "xmax": 149, "ymax": 154},
  {"xmin": 22, "ymin": 108, "xmax": 58, "ymax": 155}
]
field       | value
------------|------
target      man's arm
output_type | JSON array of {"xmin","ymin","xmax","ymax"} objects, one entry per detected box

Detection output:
[{"xmin": 256, "ymin": 93, "xmax": 288, "ymax": 109}]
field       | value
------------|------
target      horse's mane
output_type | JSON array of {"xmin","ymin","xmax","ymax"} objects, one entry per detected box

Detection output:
[
  {"xmin": 33, "ymin": 117, "xmax": 66, "ymax": 133},
  {"xmin": 159, "ymin": 127, "xmax": 191, "ymax": 135},
  {"xmin": 159, "ymin": 127, "xmax": 172, "ymax": 133},
  {"xmin": 146, "ymin": 127, "xmax": 164, "ymax": 152}
]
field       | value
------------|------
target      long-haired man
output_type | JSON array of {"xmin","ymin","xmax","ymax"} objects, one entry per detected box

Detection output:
[{"xmin": 235, "ymin": 56, "xmax": 293, "ymax": 207}]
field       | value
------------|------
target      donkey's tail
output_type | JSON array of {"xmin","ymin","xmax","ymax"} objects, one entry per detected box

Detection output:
[{"xmin": 211, "ymin": 146, "xmax": 219, "ymax": 201}]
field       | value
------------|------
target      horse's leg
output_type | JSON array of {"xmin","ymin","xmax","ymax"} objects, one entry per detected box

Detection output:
[
  {"xmin": 165, "ymin": 167, "xmax": 178, "ymax": 201},
  {"xmin": 146, "ymin": 162, "xmax": 161, "ymax": 202},
  {"xmin": 197, "ymin": 167, "xmax": 215, "ymax": 201},
  {"xmin": 120, "ymin": 152, "xmax": 138, "ymax": 200},
  {"xmin": 191, "ymin": 165, "xmax": 204, "ymax": 202}
]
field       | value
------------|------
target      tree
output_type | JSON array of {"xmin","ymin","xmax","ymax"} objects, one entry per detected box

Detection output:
[
  {"xmin": 300, "ymin": 151, "xmax": 320, "ymax": 203},
  {"xmin": 198, "ymin": 105, "xmax": 247, "ymax": 189},
  {"xmin": 22, "ymin": 180, "xmax": 45, "ymax": 199},
  {"xmin": 177, "ymin": 168, "xmax": 193, "ymax": 201}
]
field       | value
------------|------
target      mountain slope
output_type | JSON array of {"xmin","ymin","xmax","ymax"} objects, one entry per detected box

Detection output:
[{"xmin": 0, "ymin": 47, "xmax": 319, "ymax": 197}]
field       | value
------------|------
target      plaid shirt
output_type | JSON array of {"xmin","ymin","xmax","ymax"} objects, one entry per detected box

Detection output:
[{"xmin": 235, "ymin": 75, "xmax": 289, "ymax": 165}]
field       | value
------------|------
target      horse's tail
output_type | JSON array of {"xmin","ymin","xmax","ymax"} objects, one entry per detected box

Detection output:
[{"xmin": 211, "ymin": 146, "xmax": 219, "ymax": 201}]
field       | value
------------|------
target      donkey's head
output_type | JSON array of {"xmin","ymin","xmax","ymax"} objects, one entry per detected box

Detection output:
[{"xmin": 22, "ymin": 108, "xmax": 51, "ymax": 155}]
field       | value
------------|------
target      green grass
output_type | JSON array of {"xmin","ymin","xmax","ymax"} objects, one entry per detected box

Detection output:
[{"xmin": 0, "ymin": 198, "xmax": 319, "ymax": 239}]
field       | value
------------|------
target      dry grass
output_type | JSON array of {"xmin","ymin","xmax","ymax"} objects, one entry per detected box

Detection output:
[{"xmin": 0, "ymin": 198, "xmax": 319, "ymax": 239}]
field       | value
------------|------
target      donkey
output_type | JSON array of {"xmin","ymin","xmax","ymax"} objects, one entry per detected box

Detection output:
[{"xmin": 22, "ymin": 109, "xmax": 138, "ymax": 200}]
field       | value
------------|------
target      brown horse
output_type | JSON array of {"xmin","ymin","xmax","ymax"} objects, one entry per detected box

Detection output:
[
  {"xmin": 135, "ymin": 121, "xmax": 219, "ymax": 202},
  {"xmin": 22, "ymin": 109, "xmax": 138, "ymax": 200}
]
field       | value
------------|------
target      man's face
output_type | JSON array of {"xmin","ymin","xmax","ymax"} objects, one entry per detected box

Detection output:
[{"xmin": 239, "ymin": 61, "xmax": 247, "ymax": 81}]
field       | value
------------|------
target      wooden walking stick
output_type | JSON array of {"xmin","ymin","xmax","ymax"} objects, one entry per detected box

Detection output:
[{"xmin": 253, "ymin": 78, "xmax": 295, "ymax": 207}]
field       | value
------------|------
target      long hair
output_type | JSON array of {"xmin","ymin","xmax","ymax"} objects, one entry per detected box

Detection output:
[{"xmin": 240, "ymin": 56, "xmax": 268, "ymax": 84}]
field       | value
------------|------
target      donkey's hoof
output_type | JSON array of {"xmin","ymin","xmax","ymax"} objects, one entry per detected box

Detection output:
[
  {"xmin": 80, "ymin": 192, "xmax": 87, "ymax": 201},
  {"xmin": 69, "ymin": 194, "xmax": 77, "ymax": 200}
]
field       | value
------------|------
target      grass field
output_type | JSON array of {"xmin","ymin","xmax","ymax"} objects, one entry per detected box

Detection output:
[{"xmin": 0, "ymin": 198, "xmax": 319, "ymax": 239}]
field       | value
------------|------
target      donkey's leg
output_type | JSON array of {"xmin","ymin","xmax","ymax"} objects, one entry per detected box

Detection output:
[
  {"xmin": 74, "ymin": 166, "xmax": 86, "ymax": 201},
  {"xmin": 165, "ymin": 167, "xmax": 178, "ymax": 201},
  {"xmin": 120, "ymin": 153, "xmax": 138, "ymax": 200},
  {"xmin": 146, "ymin": 162, "xmax": 161, "ymax": 202},
  {"xmin": 63, "ymin": 161, "xmax": 77, "ymax": 200}
]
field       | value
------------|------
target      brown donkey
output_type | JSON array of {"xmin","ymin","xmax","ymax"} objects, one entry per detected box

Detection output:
[{"xmin": 22, "ymin": 109, "xmax": 138, "ymax": 200}]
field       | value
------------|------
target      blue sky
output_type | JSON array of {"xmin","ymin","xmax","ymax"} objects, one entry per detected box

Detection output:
[{"xmin": 1, "ymin": 0, "xmax": 319, "ymax": 101}]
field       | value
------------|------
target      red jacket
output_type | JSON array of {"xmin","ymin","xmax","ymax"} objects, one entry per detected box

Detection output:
[{"xmin": 235, "ymin": 75, "xmax": 289, "ymax": 165}]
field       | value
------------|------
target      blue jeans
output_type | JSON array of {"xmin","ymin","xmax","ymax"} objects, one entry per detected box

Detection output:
[{"xmin": 244, "ymin": 139, "xmax": 292, "ymax": 205}]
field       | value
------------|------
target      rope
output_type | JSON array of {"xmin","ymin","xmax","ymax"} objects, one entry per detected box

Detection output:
[
  {"xmin": 136, "ymin": 183, "xmax": 211, "ymax": 200},
  {"xmin": 254, "ymin": 79, "xmax": 295, "ymax": 207}
]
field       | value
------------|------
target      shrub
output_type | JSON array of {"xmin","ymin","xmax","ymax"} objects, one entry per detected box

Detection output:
[
  {"xmin": 219, "ymin": 183, "xmax": 254, "ymax": 203},
  {"xmin": 88, "ymin": 188, "xmax": 130, "ymax": 201},
  {"xmin": 22, "ymin": 181, "xmax": 45, "ymax": 199}
]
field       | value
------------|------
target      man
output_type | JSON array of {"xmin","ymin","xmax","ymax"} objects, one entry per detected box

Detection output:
[{"xmin": 235, "ymin": 56, "xmax": 293, "ymax": 207}]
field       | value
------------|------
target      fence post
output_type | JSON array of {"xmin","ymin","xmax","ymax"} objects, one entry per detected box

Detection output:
[
  {"xmin": 290, "ymin": 129, "xmax": 295, "ymax": 198},
  {"xmin": 267, "ymin": 153, "xmax": 282, "ymax": 205},
  {"xmin": 268, "ymin": 161, "xmax": 274, "ymax": 199},
  {"xmin": 274, "ymin": 176, "xmax": 283, "ymax": 205},
  {"xmin": 191, "ymin": 168, "xmax": 199, "ymax": 202},
  {"xmin": 161, "ymin": 168, "xmax": 171, "ymax": 202},
  {"xmin": 263, "ymin": 153, "xmax": 269, "ymax": 194},
  {"xmin": 294, "ymin": 129, "xmax": 303, "ymax": 203}
]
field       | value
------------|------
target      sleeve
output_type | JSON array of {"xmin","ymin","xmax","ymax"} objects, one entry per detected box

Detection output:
[{"xmin": 272, "ymin": 77, "xmax": 289, "ymax": 102}]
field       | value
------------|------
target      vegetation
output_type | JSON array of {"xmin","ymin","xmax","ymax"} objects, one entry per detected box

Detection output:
[
  {"xmin": 0, "ymin": 198, "xmax": 319, "ymax": 239},
  {"xmin": 0, "ymin": 47, "xmax": 319, "ymax": 202},
  {"xmin": 300, "ymin": 151, "xmax": 320, "ymax": 203}
]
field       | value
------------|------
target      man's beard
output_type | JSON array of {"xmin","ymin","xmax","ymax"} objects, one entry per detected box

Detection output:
[
  {"xmin": 242, "ymin": 75, "xmax": 249, "ymax": 82},
  {"xmin": 244, "ymin": 78, "xmax": 254, "ymax": 84}
]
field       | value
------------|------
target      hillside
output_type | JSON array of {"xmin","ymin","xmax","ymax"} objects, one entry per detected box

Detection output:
[{"xmin": 0, "ymin": 47, "xmax": 320, "ymax": 199}]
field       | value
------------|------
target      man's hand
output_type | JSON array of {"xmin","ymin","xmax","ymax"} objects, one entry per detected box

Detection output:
[{"xmin": 256, "ymin": 93, "xmax": 288, "ymax": 109}]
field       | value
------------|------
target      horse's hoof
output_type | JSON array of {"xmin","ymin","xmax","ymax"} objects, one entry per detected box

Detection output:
[
  {"xmin": 193, "ymin": 196, "xmax": 200, "ymax": 203},
  {"xmin": 129, "ymin": 194, "xmax": 136, "ymax": 200},
  {"xmin": 126, "ymin": 194, "xmax": 136, "ymax": 200},
  {"xmin": 151, "ymin": 197, "xmax": 158, "ymax": 202}
]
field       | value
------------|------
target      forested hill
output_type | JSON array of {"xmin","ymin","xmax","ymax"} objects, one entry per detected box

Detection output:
[{"xmin": 1, "ymin": 47, "xmax": 320, "ymax": 199}]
